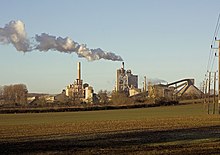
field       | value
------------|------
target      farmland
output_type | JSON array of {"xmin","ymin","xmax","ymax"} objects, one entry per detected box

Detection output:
[{"xmin": 0, "ymin": 103, "xmax": 220, "ymax": 154}]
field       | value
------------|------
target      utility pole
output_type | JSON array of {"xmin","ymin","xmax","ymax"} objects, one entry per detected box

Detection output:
[
  {"xmin": 211, "ymin": 38, "xmax": 220, "ymax": 114},
  {"xmin": 204, "ymin": 78, "xmax": 208, "ymax": 109},
  {"xmin": 202, "ymin": 80, "xmax": 205, "ymax": 104},
  {"xmin": 215, "ymin": 40, "xmax": 220, "ymax": 114},
  {"xmin": 213, "ymin": 72, "xmax": 216, "ymax": 114},
  {"xmin": 218, "ymin": 40, "xmax": 220, "ymax": 114},
  {"xmin": 208, "ymin": 72, "xmax": 211, "ymax": 114}
]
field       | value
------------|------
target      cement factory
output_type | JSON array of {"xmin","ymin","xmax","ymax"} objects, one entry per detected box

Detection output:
[
  {"xmin": 2, "ymin": 61, "xmax": 203, "ymax": 106},
  {"xmin": 115, "ymin": 62, "xmax": 202, "ymax": 99},
  {"xmin": 115, "ymin": 62, "xmax": 142, "ymax": 96},
  {"xmin": 62, "ymin": 62, "xmax": 203, "ymax": 103},
  {"xmin": 64, "ymin": 62, "xmax": 94, "ymax": 103}
]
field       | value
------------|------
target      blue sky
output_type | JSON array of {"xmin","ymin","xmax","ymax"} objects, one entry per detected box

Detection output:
[{"xmin": 0, "ymin": 0, "xmax": 220, "ymax": 94}]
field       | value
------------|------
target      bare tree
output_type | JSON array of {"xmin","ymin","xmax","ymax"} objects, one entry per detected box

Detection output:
[
  {"xmin": 0, "ymin": 86, "xmax": 3, "ymax": 97},
  {"xmin": 111, "ymin": 92, "xmax": 134, "ymax": 105},
  {"xmin": 98, "ymin": 90, "xmax": 109, "ymax": 104},
  {"xmin": 3, "ymin": 84, "xmax": 28, "ymax": 105}
]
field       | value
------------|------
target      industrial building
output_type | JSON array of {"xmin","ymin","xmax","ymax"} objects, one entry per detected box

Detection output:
[
  {"xmin": 148, "ymin": 79, "xmax": 203, "ymax": 100},
  {"xmin": 148, "ymin": 84, "xmax": 175, "ymax": 100},
  {"xmin": 114, "ymin": 61, "xmax": 202, "ymax": 100},
  {"xmin": 65, "ymin": 62, "xmax": 94, "ymax": 103},
  {"xmin": 115, "ymin": 62, "xmax": 141, "ymax": 96},
  {"xmin": 167, "ymin": 79, "xmax": 203, "ymax": 99}
]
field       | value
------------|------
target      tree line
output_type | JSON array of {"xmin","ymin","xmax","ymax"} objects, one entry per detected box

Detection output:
[
  {"xmin": 0, "ymin": 84, "xmax": 28, "ymax": 106},
  {"xmin": 0, "ymin": 85, "xmax": 177, "ymax": 108}
]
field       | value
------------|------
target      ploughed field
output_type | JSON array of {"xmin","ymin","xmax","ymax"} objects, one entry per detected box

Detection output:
[{"xmin": 0, "ymin": 104, "xmax": 220, "ymax": 154}]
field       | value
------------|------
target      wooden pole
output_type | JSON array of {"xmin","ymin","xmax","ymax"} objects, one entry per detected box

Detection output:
[
  {"xmin": 203, "ymin": 80, "xmax": 205, "ymax": 105},
  {"xmin": 208, "ymin": 72, "xmax": 211, "ymax": 114},
  {"xmin": 204, "ymin": 78, "xmax": 208, "ymax": 110},
  {"xmin": 219, "ymin": 41, "xmax": 220, "ymax": 114},
  {"xmin": 213, "ymin": 72, "xmax": 216, "ymax": 114}
]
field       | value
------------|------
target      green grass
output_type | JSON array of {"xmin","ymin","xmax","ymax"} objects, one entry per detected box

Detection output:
[{"xmin": 0, "ymin": 103, "xmax": 207, "ymax": 126}]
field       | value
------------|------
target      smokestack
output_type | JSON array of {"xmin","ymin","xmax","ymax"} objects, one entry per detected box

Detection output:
[
  {"xmin": 77, "ymin": 62, "xmax": 81, "ymax": 81},
  {"xmin": 122, "ymin": 62, "xmax": 124, "ymax": 69},
  {"xmin": 144, "ymin": 76, "xmax": 147, "ymax": 92}
]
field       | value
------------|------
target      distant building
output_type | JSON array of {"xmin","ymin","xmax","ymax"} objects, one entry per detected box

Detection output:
[
  {"xmin": 0, "ymin": 96, "xmax": 4, "ymax": 105},
  {"xmin": 115, "ymin": 62, "xmax": 140, "ymax": 96},
  {"xmin": 129, "ymin": 86, "xmax": 141, "ymax": 97},
  {"xmin": 64, "ymin": 62, "xmax": 95, "ymax": 103},
  {"xmin": 148, "ymin": 79, "xmax": 203, "ymax": 100},
  {"xmin": 148, "ymin": 84, "xmax": 174, "ymax": 100}
]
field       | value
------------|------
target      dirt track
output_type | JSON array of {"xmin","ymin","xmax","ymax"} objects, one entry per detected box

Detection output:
[{"xmin": 0, "ymin": 125, "xmax": 219, "ymax": 155}]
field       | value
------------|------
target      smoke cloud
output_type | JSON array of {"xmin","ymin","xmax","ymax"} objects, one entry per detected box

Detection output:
[
  {"xmin": 35, "ymin": 33, "xmax": 78, "ymax": 52},
  {"xmin": 0, "ymin": 20, "xmax": 123, "ymax": 61},
  {"xmin": 0, "ymin": 20, "xmax": 30, "ymax": 51},
  {"xmin": 148, "ymin": 78, "xmax": 168, "ymax": 85}
]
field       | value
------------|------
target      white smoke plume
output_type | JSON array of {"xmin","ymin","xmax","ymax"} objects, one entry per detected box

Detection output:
[
  {"xmin": 0, "ymin": 20, "xmax": 30, "ymax": 51},
  {"xmin": 0, "ymin": 20, "xmax": 123, "ymax": 61},
  {"xmin": 35, "ymin": 33, "xmax": 78, "ymax": 52},
  {"xmin": 148, "ymin": 78, "xmax": 168, "ymax": 85}
]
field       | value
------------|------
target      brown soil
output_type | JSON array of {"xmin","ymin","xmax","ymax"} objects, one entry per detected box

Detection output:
[{"xmin": 0, "ymin": 125, "xmax": 219, "ymax": 155}]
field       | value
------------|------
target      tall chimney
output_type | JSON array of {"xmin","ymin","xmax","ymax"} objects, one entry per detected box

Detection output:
[
  {"xmin": 144, "ymin": 76, "xmax": 147, "ymax": 92},
  {"xmin": 77, "ymin": 62, "xmax": 81, "ymax": 81}
]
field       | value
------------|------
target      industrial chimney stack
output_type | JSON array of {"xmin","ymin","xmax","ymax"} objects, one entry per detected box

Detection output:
[
  {"xmin": 77, "ymin": 62, "xmax": 81, "ymax": 81},
  {"xmin": 144, "ymin": 76, "xmax": 147, "ymax": 92}
]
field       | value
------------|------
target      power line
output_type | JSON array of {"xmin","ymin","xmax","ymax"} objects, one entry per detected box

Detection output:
[
  {"xmin": 210, "ymin": 49, "xmax": 217, "ymax": 72},
  {"xmin": 207, "ymin": 14, "xmax": 220, "ymax": 72}
]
